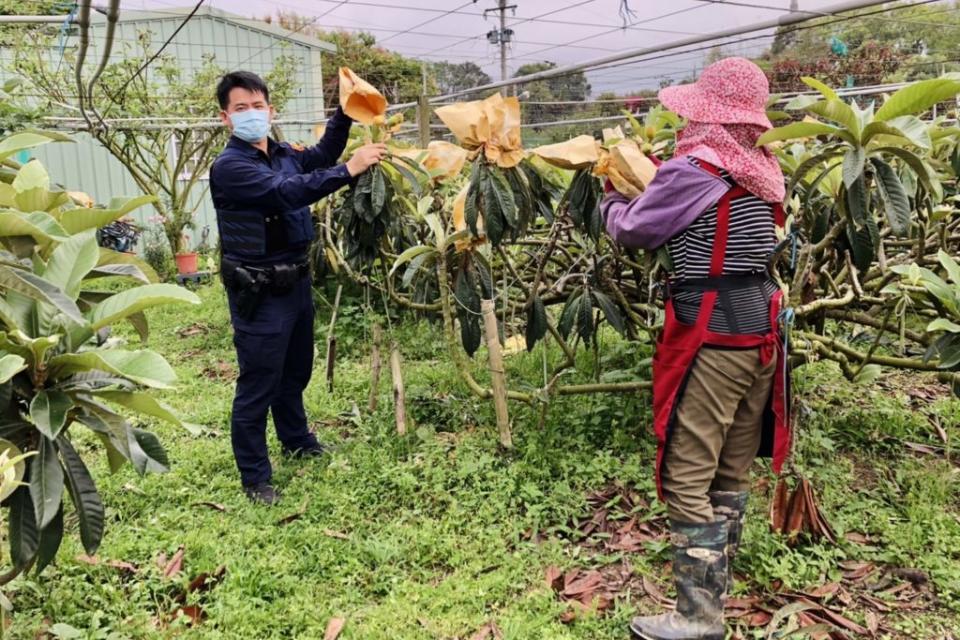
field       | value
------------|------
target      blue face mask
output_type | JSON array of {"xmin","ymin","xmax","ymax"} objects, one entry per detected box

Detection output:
[{"xmin": 229, "ymin": 109, "xmax": 270, "ymax": 143}]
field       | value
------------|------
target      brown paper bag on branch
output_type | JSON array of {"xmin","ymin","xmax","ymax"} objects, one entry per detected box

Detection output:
[
  {"xmin": 434, "ymin": 93, "xmax": 525, "ymax": 168},
  {"xmin": 339, "ymin": 67, "xmax": 387, "ymax": 125},
  {"xmin": 452, "ymin": 183, "xmax": 485, "ymax": 252},
  {"xmin": 393, "ymin": 141, "xmax": 469, "ymax": 181},
  {"xmin": 529, "ymin": 135, "xmax": 600, "ymax": 170},
  {"xmin": 594, "ymin": 138, "xmax": 658, "ymax": 199}
]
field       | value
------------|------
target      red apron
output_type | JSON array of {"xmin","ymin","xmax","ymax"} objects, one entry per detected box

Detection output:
[{"xmin": 651, "ymin": 163, "xmax": 791, "ymax": 499}]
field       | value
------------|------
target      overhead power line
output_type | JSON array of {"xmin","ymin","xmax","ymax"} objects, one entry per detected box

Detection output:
[{"xmin": 111, "ymin": 0, "xmax": 206, "ymax": 100}]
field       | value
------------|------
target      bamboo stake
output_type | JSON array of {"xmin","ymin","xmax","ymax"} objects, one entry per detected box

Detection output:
[
  {"xmin": 325, "ymin": 284, "xmax": 343, "ymax": 393},
  {"xmin": 368, "ymin": 323, "xmax": 383, "ymax": 412},
  {"xmin": 481, "ymin": 299, "xmax": 512, "ymax": 449},
  {"xmin": 390, "ymin": 341, "xmax": 407, "ymax": 436}
]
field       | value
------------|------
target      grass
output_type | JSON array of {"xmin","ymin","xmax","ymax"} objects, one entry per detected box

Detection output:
[{"xmin": 4, "ymin": 282, "xmax": 960, "ymax": 639}]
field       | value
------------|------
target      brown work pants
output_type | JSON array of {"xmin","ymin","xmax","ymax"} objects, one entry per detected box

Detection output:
[{"xmin": 661, "ymin": 346, "xmax": 777, "ymax": 523}]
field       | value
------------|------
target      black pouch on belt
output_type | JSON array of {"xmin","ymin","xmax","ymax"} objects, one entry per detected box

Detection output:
[{"xmin": 270, "ymin": 263, "xmax": 299, "ymax": 295}]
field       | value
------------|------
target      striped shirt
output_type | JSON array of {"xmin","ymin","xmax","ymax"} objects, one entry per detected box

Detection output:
[{"xmin": 668, "ymin": 158, "xmax": 779, "ymax": 335}]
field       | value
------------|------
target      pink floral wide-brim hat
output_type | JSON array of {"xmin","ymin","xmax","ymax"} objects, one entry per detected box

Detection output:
[{"xmin": 658, "ymin": 57, "xmax": 773, "ymax": 129}]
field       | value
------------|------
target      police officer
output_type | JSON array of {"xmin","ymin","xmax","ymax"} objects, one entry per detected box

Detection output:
[{"xmin": 210, "ymin": 71, "xmax": 385, "ymax": 504}]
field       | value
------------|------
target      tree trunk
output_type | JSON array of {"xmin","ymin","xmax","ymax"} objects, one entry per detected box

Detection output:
[{"xmin": 481, "ymin": 299, "xmax": 512, "ymax": 449}]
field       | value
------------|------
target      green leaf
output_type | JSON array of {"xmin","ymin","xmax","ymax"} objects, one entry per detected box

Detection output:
[
  {"xmin": 0, "ymin": 210, "xmax": 69, "ymax": 243},
  {"xmin": 928, "ymin": 318, "xmax": 960, "ymax": 333},
  {"xmin": 29, "ymin": 390, "xmax": 73, "ymax": 440},
  {"xmin": 29, "ymin": 436, "xmax": 64, "ymax": 529},
  {"xmin": 558, "ymin": 293, "xmax": 581, "ymax": 340},
  {"xmin": 85, "ymin": 263, "xmax": 152, "ymax": 285},
  {"xmin": 13, "ymin": 160, "xmax": 53, "ymax": 212},
  {"xmin": 870, "ymin": 158, "xmax": 911, "ymax": 237},
  {"xmin": 42, "ymin": 230, "xmax": 99, "ymax": 300},
  {"xmin": 934, "ymin": 334, "xmax": 960, "ymax": 369},
  {"xmin": 8, "ymin": 485, "xmax": 39, "ymax": 569},
  {"xmin": 875, "ymin": 78, "xmax": 960, "ymax": 122},
  {"xmin": 90, "ymin": 390, "xmax": 185, "ymax": 427},
  {"xmin": 89, "ymin": 283, "xmax": 199, "ymax": 331},
  {"xmin": 34, "ymin": 504, "xmax": 63, "ymax": 574},
  {"xmin": 785, "ymin": 146, "xmax": 843, "ymax": 197},
  {"xmin": 48, "ymin": 623, "xmax": 83, "ymax": 639},
  {"xmin": 0, "ymin": 132, "xmax": 65, "ymax": 161},
  {"xmin": 805, "ymin": 100, "xmax": 860, "ymax": 137},
  {"xmin": 842, "ymin": 147, "xmax": 865, "ymax": 189},
  {"xmin": 59, "ymin": 194, "xmax": 155, "ymax": 234},
  {"xmin": 488, "ymin": 169, "xmax": 518, "ymax": 228},
  {"xmin": 873, "ymin": 146, "xmax": 942, "ymax": 202},
  {"xmin": 938, "ymin": 249, "xmax": 960, "ymax": 285},
  {"xmin": 800, "ymin": 76, "xmax": 838, "ymax": 100},
  {"xmin": 57, "ymin": 435, "xmax": 104, "ymax": 555},
  {"xmin": 371, "ymin": 165, "xmax": 386, "ymax": 215},
  {"xmin": 756, "ymin": 121, "xmax": 842, "ymax": 146},
  {"xmin": 0, "ymin": 265, "xmax": 84, "ymax": 324},
  {"xmin": 130, "ymin": 428, "xmax": 169, "ymax": 474},
  {"xmin": 577, "ymin": 289, "xmax": 594, "ymax": 342},
  {"xmin": 423, "ymin": 212, "xmax": 445, "ymax": 247},
  {"xmin": 861, "ymin": 115, "xmax": 931, "ymax": 149},
  {"xmin": 0, "ymin": 353, "xmax": 25, "ymax": 384},
  {"xmin": 847, "ymin": 220, "xmax": 875, "ymax": 273},
  {"xmin": 592, "ymin": 291, "xmax": 625, "ymax": 336},
  {"xmin": 97, "ymin": 248, "xmax": 159, "ymax": 284},
  {"xmin": 525, "ymin": 296, "xmax": 548, "ymax": 351},
  {"xmin": 0, "ymin": 438, "xmax": 27, "ymax": 501},
  {"xmin": 390, "ymin": 245, "xmax": 435, "ymax": 278},
  {"xmin": 48, "ymin": 349, "xmax": 178, "ymax": 389},
  {"xmin": 845, "ymin": 175, "xmax": 869, "ymax": 225}
]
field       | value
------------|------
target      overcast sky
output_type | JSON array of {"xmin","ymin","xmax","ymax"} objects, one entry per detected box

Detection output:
[{"xmin": 132, "ymin": 0, "xmax": 919, "ymax": 95}]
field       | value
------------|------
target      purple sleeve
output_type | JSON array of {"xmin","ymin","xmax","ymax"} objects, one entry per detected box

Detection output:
[{"xmin": 602, "ymin": 156, "xmax": 730, "ymax": 249}]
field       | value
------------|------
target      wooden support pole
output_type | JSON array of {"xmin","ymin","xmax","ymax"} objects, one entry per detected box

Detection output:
[
  {"xmin": 325, "ymin": 285, "xmax": 342, "ymax": 393},
  {"xmin": 481, "ymin": 299, "xmax": 512, "ymax": 449},
  {"xmin": 368, "ymin": 323, "xmax": 383, "ymax": 412},
  {"xmin": 390, "ymin": 341, "xmax": 407, "ymax": 436},
  {"xmin": 417, "ymin": 95, "xmax": 431, "ymax": 148}
]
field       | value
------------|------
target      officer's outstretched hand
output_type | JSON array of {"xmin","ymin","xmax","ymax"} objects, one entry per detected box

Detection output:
[{"xmin": 346, "ymin": 143, "xmax": 388, "ymax": 177}]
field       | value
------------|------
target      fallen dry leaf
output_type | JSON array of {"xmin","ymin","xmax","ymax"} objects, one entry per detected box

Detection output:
[
  {"xmin": 277, "ymin": 499, "xmax": 310, "ymax": 526},
  {"xmin": 323, "ymin": 529, "xmax": 350, "ymax": 540},
  {"xmin": 545, "ymin": 565, "xmax": 563, "ymax": 591},
  {"xmin": 192, "ymin": 502, "xmax": 227, "ymax": 513},
  {"xmin": 468, "ymin": 621, "xmax": 504, "ymax": 640},
  {"xmin": 844, "ymin": 531, "xmax": 870, "ymax": 544},
  {"xmin": 172, "ymin": 604, "xmax": 204, "ymax": 625},
  {"xmin": 642, "ymin": 575, "xmax": 674, "ymax": 606},
  {"xmin": 324, "ymin": 617, "xmax": 345, "ymax": 640},
  {"xmin": 161, "ymin": 546, "xmax": 185, "ymax": 579}
]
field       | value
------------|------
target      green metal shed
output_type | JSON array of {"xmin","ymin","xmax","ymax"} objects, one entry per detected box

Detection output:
[{"xmin": 1, "ymin": 5, "xmax": 335, "ymax": 252}]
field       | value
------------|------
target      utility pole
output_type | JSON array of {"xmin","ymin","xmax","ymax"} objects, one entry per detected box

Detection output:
[
  {"xmin": 499, "ymin": 0, "xmax": 508, "ymax": 84},
  {"xmin": 485, "ymin": 1, "xmax": 516, "ymax": 95},
  {"xmin": 790, "ymin": 0, "xmax": 798, "ymax": 11}
]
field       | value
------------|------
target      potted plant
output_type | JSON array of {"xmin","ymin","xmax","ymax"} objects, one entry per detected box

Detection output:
[{"xmin": 174, "ymin": 231, "xmax": 198, "ymax": 275}]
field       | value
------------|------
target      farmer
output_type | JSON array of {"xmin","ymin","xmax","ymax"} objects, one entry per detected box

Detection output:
[
  {"xmin": 210, "ymin": 71, "xmax": 386, "ymax": 504},
  {"xmin": 602, "ymin": 57, "xmax": 790, "ymax": 640}
]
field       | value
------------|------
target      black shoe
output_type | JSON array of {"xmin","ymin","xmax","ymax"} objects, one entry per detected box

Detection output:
[
  {"xmin": 283, "ymin": 442, "xmax": 328, "ymax": 459},
  {"xmin": 243, "ymin": 482, "xmax": 280, "ymax": 505}
]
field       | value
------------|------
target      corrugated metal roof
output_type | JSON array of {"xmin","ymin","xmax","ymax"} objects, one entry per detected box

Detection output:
[{"xmin": 90, "ymin": 5, "xmax": 337, "ymax": 53}]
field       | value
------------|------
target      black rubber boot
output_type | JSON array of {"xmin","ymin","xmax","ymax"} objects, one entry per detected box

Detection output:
[
  {"xmin": 630, "ymin": 519, "xmax": 728, "ymax": 640},
  {"xmin": 709, "ymin": 490, "xmax": 748, "ymax": 592}
]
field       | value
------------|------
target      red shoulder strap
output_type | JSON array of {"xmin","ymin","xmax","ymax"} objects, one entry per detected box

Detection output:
[{"xmin": 697, "ymin": 161, "xmax": 737, "ymax": 278}]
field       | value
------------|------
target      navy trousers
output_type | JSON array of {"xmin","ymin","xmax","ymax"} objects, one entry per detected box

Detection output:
[{"xmin": 226, "ymin": 276, "xmax": 318, "ymax": 487}]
